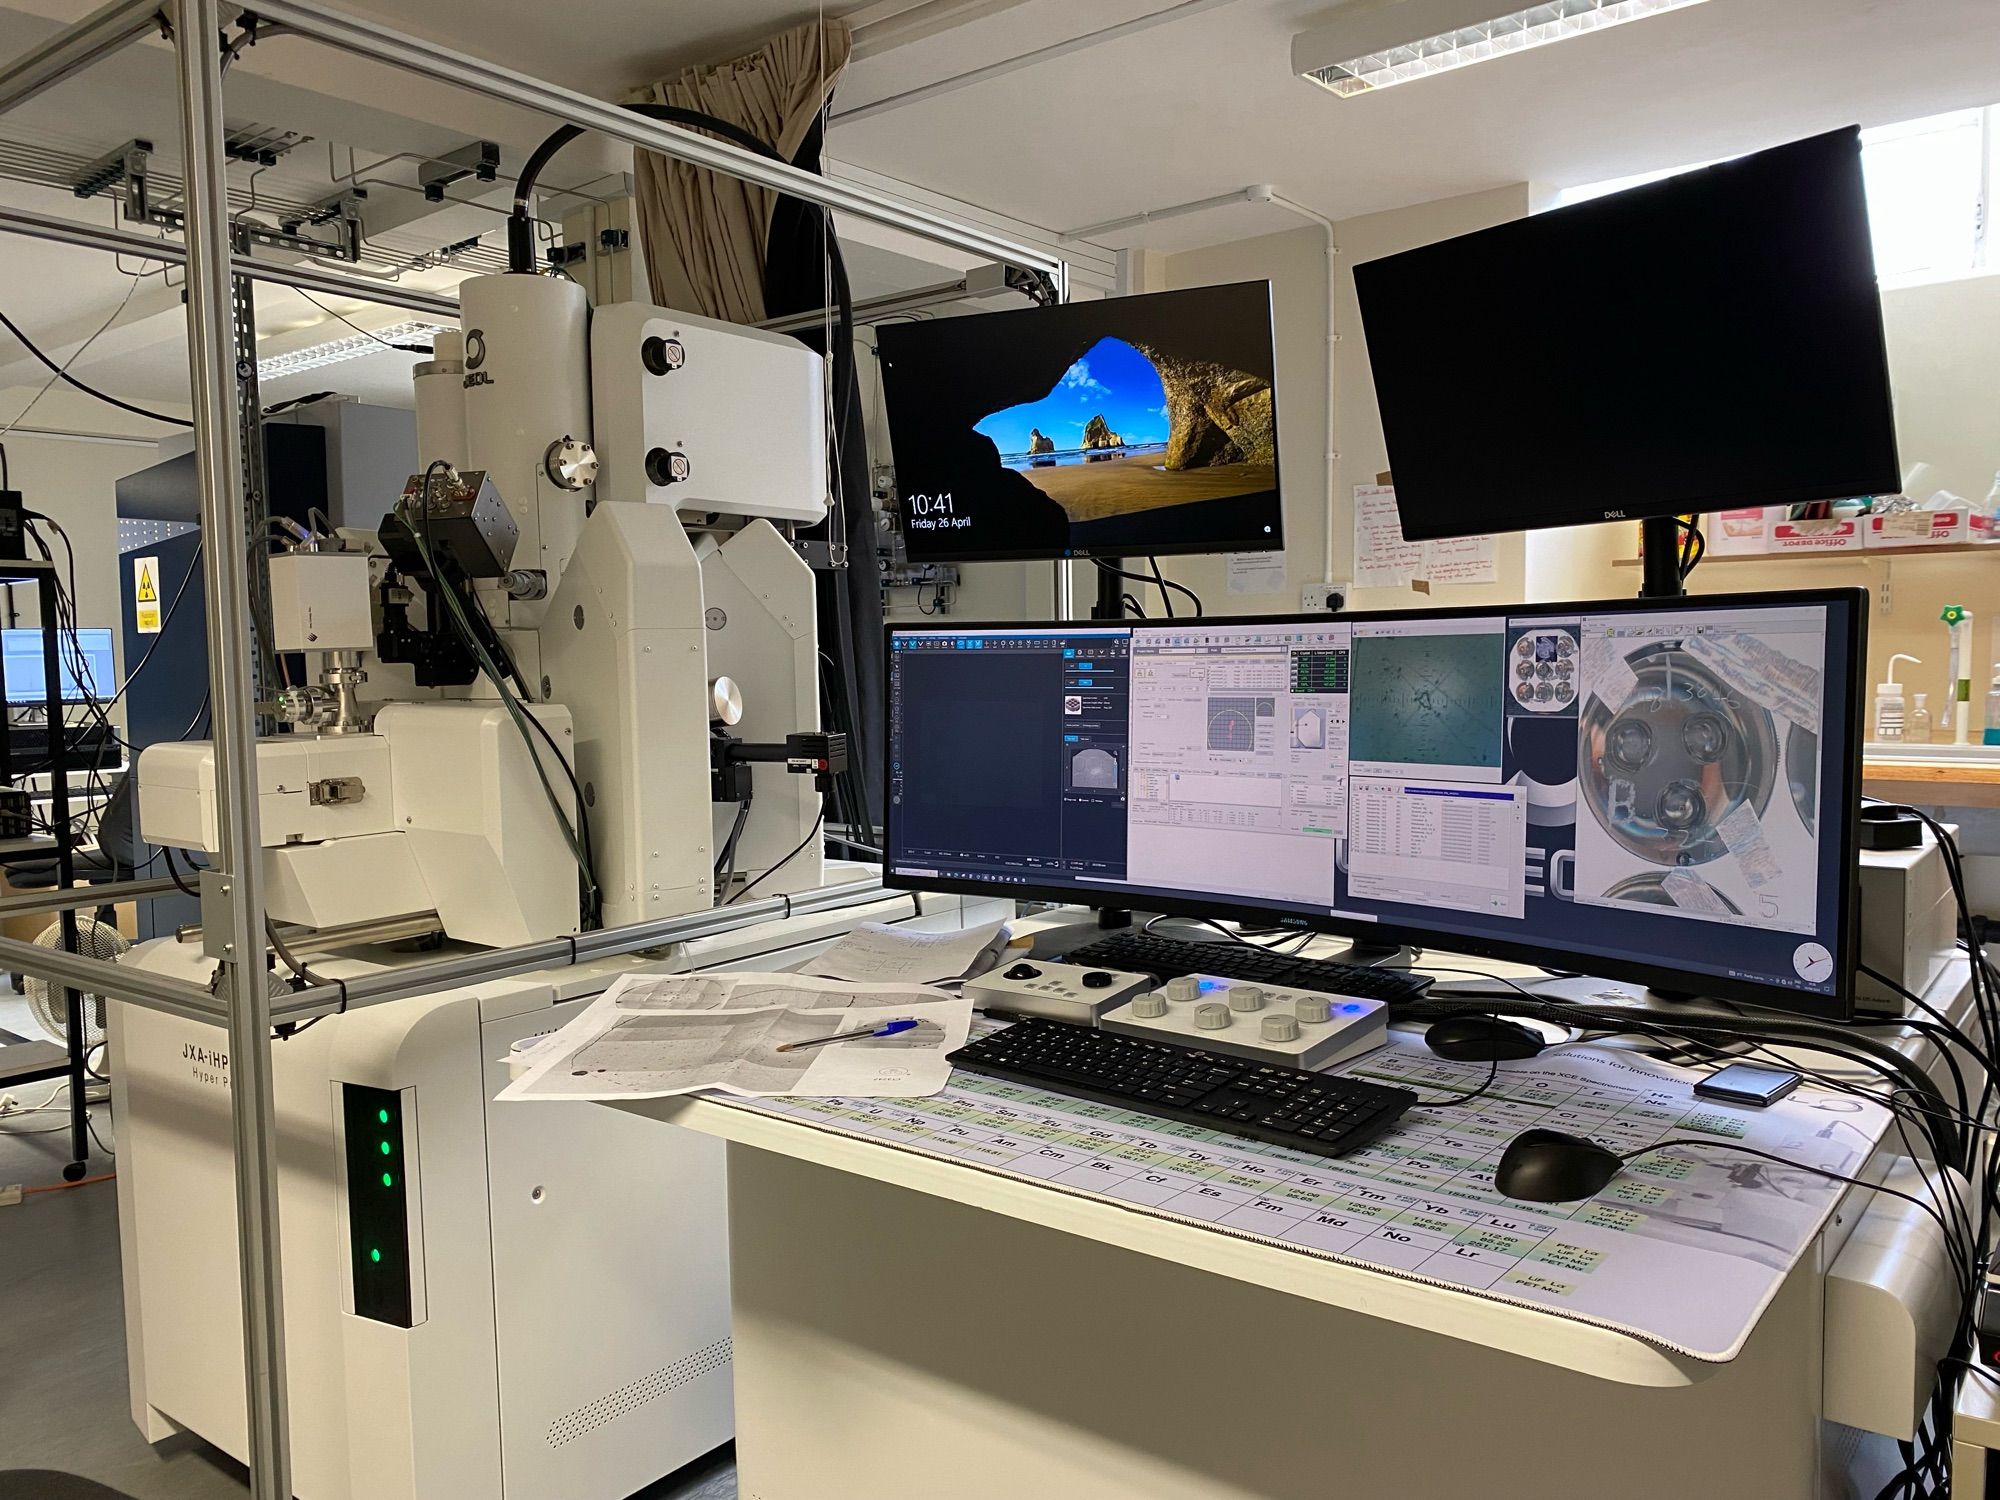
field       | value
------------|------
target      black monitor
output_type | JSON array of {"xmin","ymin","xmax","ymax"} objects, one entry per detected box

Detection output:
[
  {"xmin": 885, "ymin": 589, "xmax": 1867, "ymax": 1017},
  {"xmin": 876, "ymin": 281, "xmax": 1284, "ymax": 562},
  {"xmin": 1352, "ymin": 127, "xmax": 1899, "ymax": 541}
]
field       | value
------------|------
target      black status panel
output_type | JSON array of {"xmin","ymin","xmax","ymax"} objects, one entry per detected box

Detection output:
[
  {"xmin": 341, "ymin": 1083, "xmax": 414, "ymax": 1327},
  {"xmin": 889, "ymin": 630, "xmax": 1131, "ymax": 885}
]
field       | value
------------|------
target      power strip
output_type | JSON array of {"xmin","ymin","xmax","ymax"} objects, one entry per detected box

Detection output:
[{"xmin": 1101, "ymin": 974, "xmax": 1389, "ymax": 1070}]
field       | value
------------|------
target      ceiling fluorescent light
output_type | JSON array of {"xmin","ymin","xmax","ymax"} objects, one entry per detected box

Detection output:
[
  {"xmin": 257, "ymin": 320, "xmax": 452, "ymax": 381},
  {"xmin": 1295, "ymin": 0, "xmax": 1711, "ymax": 98}
]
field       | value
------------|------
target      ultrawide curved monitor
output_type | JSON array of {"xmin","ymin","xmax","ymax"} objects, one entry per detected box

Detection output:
[{"xmin": 885, "ymin": 589, "xmax": 1867, "ymax": 1017}]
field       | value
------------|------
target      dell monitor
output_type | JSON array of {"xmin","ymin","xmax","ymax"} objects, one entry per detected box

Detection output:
[
  {"xmin": 876, "ymin": 281, "xmax": 1284, "ymax": 562},
  {"xmin": 3, "ymin": 627, "xmax": 115, "ymax": 706},
  {"xmin": 1352, "ymin": 127, "xmax": 1899, "ymax": 542},
  {"xmin": 886, "ymin": 589, "xmax": 1866, "ymax": 1017}
]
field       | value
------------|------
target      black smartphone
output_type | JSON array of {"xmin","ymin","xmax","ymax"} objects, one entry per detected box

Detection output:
[{"xmin": 1694, "ymin": 1062, "xmax": 1803, "ymax": 1108}]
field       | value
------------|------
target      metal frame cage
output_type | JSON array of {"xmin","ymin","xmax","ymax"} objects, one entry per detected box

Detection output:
[{"xmin": 0, "ymin": 4, "xmax": 1076, "ymax": 1491}]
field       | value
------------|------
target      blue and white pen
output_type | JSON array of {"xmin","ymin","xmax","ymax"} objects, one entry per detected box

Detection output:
[{"xmin": 776, "ymin": 1018, "xmax": 919, "ymax": 1053}]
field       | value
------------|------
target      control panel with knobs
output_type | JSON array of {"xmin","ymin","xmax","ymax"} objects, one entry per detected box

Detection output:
[
  {"xmin": 1100, "ymin": 973, "xmax": 1389, "ymax": 1070},
  {"xmin": 962, "ymin": 960, "xmax": 1155, "ymax": 1026}
]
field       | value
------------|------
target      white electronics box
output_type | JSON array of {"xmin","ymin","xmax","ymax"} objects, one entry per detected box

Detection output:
[
  {"xmin": 1101, "ymin": 974, "xmax": 1389, "ymax": 1070},
  {"xmin": 963, "ymin": 960, "xmax": 1153, "ymax": 1024},
  {"xmin": 1857, "ymin": 831, "xmax": 1959, "ymax": 1014}
]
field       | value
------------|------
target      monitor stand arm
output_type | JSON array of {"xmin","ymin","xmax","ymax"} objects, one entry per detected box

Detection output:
[
  {"xmin": 1639, "ymin": 515, "xmax": 1687, "ymax": 599},
  {"xmin": 1090, "ymin": 559, "xmax": 1133, "ymax": 931}
]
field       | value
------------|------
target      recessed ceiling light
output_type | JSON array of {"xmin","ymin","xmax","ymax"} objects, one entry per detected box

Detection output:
[
  {"xmin": 257, "ymin": 320, "xmax": 452, "ymax": 381},
  {"xmin": 1295, "ymin": 0, "xmax": 1713, "ymax": 98}
]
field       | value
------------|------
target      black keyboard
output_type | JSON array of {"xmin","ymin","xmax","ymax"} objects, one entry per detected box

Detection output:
[
  {"xmin": 948, "ymin": 1016, "xmax": 1417, "ymax": 1160},
  {"xmin": 1063, "ymin": 930, "xmax": 1431, "ymax": 1006}
]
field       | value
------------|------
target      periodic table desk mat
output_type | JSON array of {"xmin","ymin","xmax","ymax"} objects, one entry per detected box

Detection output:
[{"xmin": 711, "ymin": 1033, "xmax": 1892, "ymax": 1362}]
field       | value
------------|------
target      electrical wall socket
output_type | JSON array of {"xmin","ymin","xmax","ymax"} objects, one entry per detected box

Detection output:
[{"xmin": 1300, "ymin": 582, "xmax": 1350, "ymax": 613}]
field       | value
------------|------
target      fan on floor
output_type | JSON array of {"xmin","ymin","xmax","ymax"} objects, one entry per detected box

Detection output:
[{"xmin": 26, "ymin": 916, "xmax": 129, "ymax": 1053}]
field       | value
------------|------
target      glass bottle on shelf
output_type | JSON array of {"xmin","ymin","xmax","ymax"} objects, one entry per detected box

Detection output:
[{"xmin": 1909, "ymin": 693, "xmax": 1933, "ymax": 744}]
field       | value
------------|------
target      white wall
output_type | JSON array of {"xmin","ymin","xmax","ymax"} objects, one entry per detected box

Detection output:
[
  {"xmin": 1149, "ymin": 186, "xmax": 1538, "ymax": 616},
  {"xmin": 1523, "ymin": 268, "xmax": 2000, "ymax": 696}
]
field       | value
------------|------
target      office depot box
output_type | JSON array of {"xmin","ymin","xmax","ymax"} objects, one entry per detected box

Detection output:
[
  {"xmin": 1769, "ymin": 516, "xmax": 1864, "ymax": 552},
  {"xmin": 1706, "ymin": 508, "xmax": 1775, "ymax": 555},
  {"xmin": 1867, "ymin": 509, "xmax": 1971, "ymax": 547}
]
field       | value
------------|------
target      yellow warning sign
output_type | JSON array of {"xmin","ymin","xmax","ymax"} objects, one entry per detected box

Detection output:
[{"xmin": 133, "ymin": 554, "xmax": 162, "ymax": 634}]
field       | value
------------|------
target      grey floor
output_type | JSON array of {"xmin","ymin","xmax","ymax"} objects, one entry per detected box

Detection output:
[{"xmin": 0, "ymin": 997, "xmax": 736, "ymax": 1500}]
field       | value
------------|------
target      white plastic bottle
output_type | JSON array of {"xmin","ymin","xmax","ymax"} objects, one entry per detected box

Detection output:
[
  {"xmin": 1875, "ymin": 653, "xmax": 1920, "ymax": 742},
  {"xmin": 1985, "ymin": 666, "xmax": 2000, "ymax": 747},
  {"xmin": 1909, "ymin": 692, "xmax": 1934, "ymax": 743}
]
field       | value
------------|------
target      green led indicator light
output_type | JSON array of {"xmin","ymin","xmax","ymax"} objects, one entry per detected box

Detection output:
[
  {"xmin": 380, "ymin": 1141, "xmax": 392, "ymax": 1156},
  {"xmin": 377, "ymin": 1108, "xmax": 390, "ymax": 1125},
  {"xmin": 369, "ymin": 1248, "xmax": 381, "ymax": 1264},
  {"xmin": 381, "ymin": 1172, "xmax": 393, "ymax": 1188}
]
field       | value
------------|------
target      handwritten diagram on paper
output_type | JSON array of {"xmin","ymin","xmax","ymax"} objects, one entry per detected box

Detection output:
[
  {"xmin": 723, "ymin": 1034, "xmax": 1888, "ymax": 1360},
  {"xmin": 1353, "ymin": 485, "xmax": 1496, "ymax": 588},
  {"xmin": 501, "ymin": 973, "xmax": 971, "ymax": 1101}
]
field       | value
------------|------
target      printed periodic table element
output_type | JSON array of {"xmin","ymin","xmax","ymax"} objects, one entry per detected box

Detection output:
[{"xmin": 725, "ymin": 1033, "xmax": 1888, "ymax": 1361}]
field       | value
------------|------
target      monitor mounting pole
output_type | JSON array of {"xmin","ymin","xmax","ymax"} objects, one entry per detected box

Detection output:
[
  {"xmin": 1090, "ymin": 555, "xmax": 1133, "ymax": 929},
  {"xmin": 1639, "ymin": 515, "xmax": 1687, "ymax": 600}
]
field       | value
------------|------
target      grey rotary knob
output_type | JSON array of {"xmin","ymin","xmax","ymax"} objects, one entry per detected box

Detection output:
[
  {"xmin": 1228, "ymin": 984, "xmax": 1265, "ymax": 1013},
  {"xmin": 1164, "ymin": 975, "xmax": 1201, "ymax": 1002},
  {"xmin": 708, "ymin": 676, "xmax": 744, "ymax": 725},
  {"xmin": 1262, "ymin": 1014, "xmax": 1301, "ymax": 1042},
  {"xmin": 1194, "ymin": 1003, "xmax": 1231, "ymax": 1031},
  {"xmin": 1294, "ymin": 996, "xmax": 1331, "ymax": 1025},
  {"xmin": 1132, "ymin": 992, "xmax": 1168, "ymax": 1018}
]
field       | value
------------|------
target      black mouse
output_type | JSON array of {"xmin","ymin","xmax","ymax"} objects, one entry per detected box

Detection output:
[
  {"xmin": 1423, "ymin": 1015, "xmax": 1547, "ymax": 1062},
  {"xmin": 1494, "ymin": 1129, "xmax": 1624, "ymax": 1203}
]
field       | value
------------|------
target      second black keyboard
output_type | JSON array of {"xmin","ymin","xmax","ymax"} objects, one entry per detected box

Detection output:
[
  {"xmin": 1063, "ymin": 930, "xmax": 1431, "ymax": 1006},
  {"xmin": 947, "ymin": 1016, "xmax": 1417, "ymax": 1160}
]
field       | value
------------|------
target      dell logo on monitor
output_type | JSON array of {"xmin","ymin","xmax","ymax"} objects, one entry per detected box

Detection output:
[{"xmin": 1603, "ymin": 509, "xmax": 1628, "ymax": 519}]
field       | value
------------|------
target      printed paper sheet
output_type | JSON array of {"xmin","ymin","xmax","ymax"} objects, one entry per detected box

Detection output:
[
  {"xmin": 501, "ymin": 973, "xmax": 971, "ymax": 1101},
  {"xmin": 716, "ymin": 1033, "xmax": 1890, "ymax": 1360}
]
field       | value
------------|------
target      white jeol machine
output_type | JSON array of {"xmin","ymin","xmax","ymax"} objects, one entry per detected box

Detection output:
[{"xmin": 110, "ymin": 269, "xmax": 945, "ymax": 1500}]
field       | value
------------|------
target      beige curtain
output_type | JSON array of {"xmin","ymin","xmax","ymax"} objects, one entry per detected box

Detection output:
[{"xmin": 627, "ymin": 20, "xmax": 852, "ymax": 325}]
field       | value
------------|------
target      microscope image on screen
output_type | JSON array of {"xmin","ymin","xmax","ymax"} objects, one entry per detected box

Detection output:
[
  {"xmin": 1574, "ymin": 612, "xmax": 1825, "ymax": 938},
  {"xmin": 1069, "ymin": 746, "xmax": 1121, "ymax": 791}
]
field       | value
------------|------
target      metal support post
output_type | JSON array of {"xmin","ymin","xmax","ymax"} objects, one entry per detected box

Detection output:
[
  {"xmin": 35, "ymin": 568, "xmax": 89, "ymax": 1180},
  {"xmin": 231, "ymin": 249, "xmax": 278, "ymax": 734},
  {"xmin": 172, "ymin": 1, "xmax": 291, "ymax": 1494}
]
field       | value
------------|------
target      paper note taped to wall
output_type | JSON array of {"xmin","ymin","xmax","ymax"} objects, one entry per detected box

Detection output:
[
  {"xmin": 1225, "ymin": 550, "xmax": 1287, "ymax": 595},
  {"xmin": 132, "ymin": 554, "xmax": 161, "ymax": 634},
  {"xmin": 1353, "ymin": 485, "xmax": 1497, "ymax": 588}
]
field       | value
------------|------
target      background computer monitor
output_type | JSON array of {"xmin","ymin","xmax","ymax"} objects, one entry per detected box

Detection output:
[
  {"xmin": 1352, "ymin": 127, "xmax": 1900, "ymax": 542},
  {"xmin": 3, "ymin": 627, "xmax": 116, "ymax": 706},
  {"xmin": 885, "ymin": 589, "xmax": 1866, "ymax": 1017},
  {"xmin": 876, "ymin": 281, "xmax": 1284, "ymax": 562}
]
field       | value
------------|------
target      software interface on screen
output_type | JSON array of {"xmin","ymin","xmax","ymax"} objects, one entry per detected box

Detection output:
[
  {"xmin": 888, "ymin": 599, "xmax": 1856, "ymax": 1001},
  {"xmin": 2, "ymin": 628, "xmax": 115, "ymax": 705}
]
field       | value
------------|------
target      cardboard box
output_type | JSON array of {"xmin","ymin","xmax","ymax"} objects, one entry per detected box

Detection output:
[
  {"xmin": 1769, "ymin": 516, "xmax": 1864, "ymax": 552},
  {"xmin": 1867, "ymin": 509, "xmax": 1970, "ymax": 547},
  {"xmin": 1705, "ymin": 508, "xmax": 1775, "ymax": 555}
]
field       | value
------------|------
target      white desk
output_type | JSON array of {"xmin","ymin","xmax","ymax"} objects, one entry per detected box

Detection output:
[{"xmin": 610, "ymin": 943, "xmax": 1974, "ymax": 1500}]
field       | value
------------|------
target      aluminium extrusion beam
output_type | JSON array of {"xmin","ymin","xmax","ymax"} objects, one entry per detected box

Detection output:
[
  {"xmin": 0, "ymin": 0, "xmax": 162, "ymax": 116},
  {"xmin": 174, "ymin": 0, "xmax": 293, "ymax": 1493},
  {"xmin": 268, "ymin": 877, "xmax": 902, "ymax": 1021},
  {"xmin": 0, "ymin": 929, "xmax": 219, "ymax": 1022},
  {"xmin": 243, "ymin": 0, "xmax": 1069, "ymax": 279},
  {"xmin": 0, "ymin": 204, "xmax": 461, "ymax": 320},
  {"xmin": 0, "ymin": 875, "xmax": 180, "ymax": 918}
]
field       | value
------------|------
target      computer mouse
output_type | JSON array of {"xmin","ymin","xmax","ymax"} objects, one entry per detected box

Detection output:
[
  {"xmin": 1494, "ymin": 1129, "xmax": 1625, "ymax": 1203},
  {"xmin": 1423, "ymin": 1014, "xmax": 1548, "ymax": 1062}
]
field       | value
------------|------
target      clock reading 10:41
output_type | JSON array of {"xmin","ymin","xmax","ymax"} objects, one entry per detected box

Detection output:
[{"xmin": 905, "ymin": 493, "xmax": 954, "ymax": 517}]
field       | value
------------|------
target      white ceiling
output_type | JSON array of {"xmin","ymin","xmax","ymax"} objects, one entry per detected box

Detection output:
[
  {"xmin": 0, "ymin": 0, "xmax": 1996, "ymax": 433},
  {"xmin": 830, "ymin": 0, "xmax": 2000, "ymax": 249}
]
